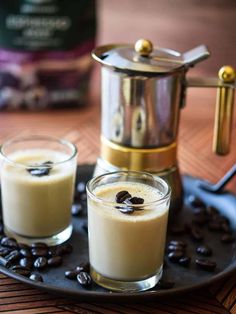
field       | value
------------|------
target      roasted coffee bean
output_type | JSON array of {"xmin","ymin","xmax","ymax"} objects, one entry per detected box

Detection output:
[
  {"xmin": 19, "ymin": 257, "xmax": 33, "ymax": 269},
  {"xmin": 31, "ymin": 248, "xmax": 48, "ymax": 257},
  {"xmin": 34, "ymin": 257, "xmax": 47, "ymax": 269},
  {"xmin": 77, "ymin": 271, "xmax": 92, "ymax": 287},
  {"xmin": 20, "ymin": 248, "xmax": 32, "ymax": 258},
  {"xmin": 116, "ymin": 190, "xmax": 131, "ymax": 203},
  {"xmin": 31, "ymin": 242, "xmax": 48, "ymax": 249},
  {"xmin": 169, "ymin": 240, "xmax": 187, "ymax": 248},
  {"xmin": 221, "ymin": 233, "xmax": 234, "ymax": 243},
  {"xmin": 71, "ymin": 204, "xmax": 83, "ymax": 216},
  {"xmin": 168, "ymin": 250, "xmax": 184, "ymax": 263},
  {"xmin": 65, "ymin": 269, "xmax": 80, "ymax": 280},
  {"xmin": 195, "ymin": 258, "xmax": 216, "ymax": 271},
  {"xmin": 76, "ymin": 262, "xmax": 90, "ymax": 273},
  {"xmin": 29, "ymin": 273, "xmax": 43, "ymax": 282},
  {"xmin": 77, "ymin": 182, "xmax": 86, "ymax": 193},
  {"xmin": 196, "ymin": 245, "xmax": 212, "ymax": 257},
  {"xmin": 128, "ymin": 197, "xmax": 144, "ymax": 205},
  {"xmin": 27, "ymin": 167, "xmax": 51, "ymax": 177},
  {"xmin": 117, "ymin": 205, "xmax": 134, "ymax": 214},
  {"xmin": 190, "ymin": 226, "xmax": 204, "ymax": 241},
  {"xmin": 178, "ymin": 256, "xmax": 191, "ymax": 267},
  {"xmin": 1, "ymin": 237, "xmax": 18, "ymax": 249},
  {"xmin": 18, "ymin": 243, "xmax": 30, "ymax": 249},
  {"xmin": 12, "ymin": 267, "xmax": 31, "ymax": 277},
  {"xmin": 5, "ymin": 250, "xmax": 20, "ymax": 262},
  {"xmin": 208, "ymin": 221, "xmax": 222, "ymax": 232},
  {"xmin": 0, "ymin": 256, "xmax": 11, "ymax": 268},
  {"xmin": 167, "ymin": 244, "xmax": 185, "ymax": 253},
  {"xmin": 188, "ymin": 195, "xmax": 205, "ymax": 208},
  {"xmin": 157, "ymin": 279, "xmax": 175, "ymax": 289},
  {"xmin": 0, "ymin": 247, "xmax": 11, "ymax": 257},
  {"xmin": 170, "ymin": 225, "xmax": 186, "ymax": 235},
  {"xmin": 48, "ymin": 256, "xmax": 62, "ymax": 267},
  {"xmin": 82, "ymin": 222, "xmax": 88, "ymax": 234}
]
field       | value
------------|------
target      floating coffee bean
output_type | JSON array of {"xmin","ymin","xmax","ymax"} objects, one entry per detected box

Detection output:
[
  {"xmin": 48, "ymin": 256, "xmax": 62, "ymax": 267},
  {"xmin": 178, "ymin": 256, "xmax": 191, "ymax": 267},
  {"xmin": 170, "ymin": 225, "xmax": 185, "ymax": 235},
  {"xmin": 116, "ymin": 190, "xmax": 131, "ymax": 203},
  {"xmin": 77, "ymin": 182, "xmax": 86, "ymax": 193},
  {"xmin": 27, "ymin": 167, "xmax": 51, "ymax": 177},
  {"xmin": 190, "ymin": 226, "xmax": 204, "ymax": 241},
  {"xmin": 128, "ymin": 197, "xmax": 144, "ymax": 205},
  {"xmin": 195, "ymin": 258, "xmax": 216, "ymax": 271},
  {"xmin": 71, "ymin": 204, "xmax": 83, "ymax": 216},
  {"xmin": 0, "ymin": 247, "xmax": 11, "ymax": 257},
  {"xmin": 65, "ymin": 269, "xmax": 80, "ymax": 280},
  {"xmin": 157, "ymin": 279, "xmax": 175, "ymax": 289},
  {"xmin": 29, "ymin": 273, "xmax": 43, "ymax": 282},
  {"xmin": 76, "ymin": 262, "xmax": 90, "ymax": 273},
  {"xmin": 0, "ymin": 256, "xmax": 11, "ymax": 268},
  {"xmin": 208, "ymin": 221, "xmax": 222, "ymax": 232},
  {"xmin": 31, "ymin": 242, "xmax": 48, "ymax": 249},
  {"xmin": 5, "ymin": 250, "xmax": 20, "ymax": 262},
  {"xmin": 77, "ymin": 272, "xmax": 92, "ymax": 287},
  {"xmin": 19, "ymin": 257, "xmax": 33, "ymax": 269},
  {"xmin": 221, "ymin": 233, "xmax": 234, "ymax": 243},
  {"xmin": 188, "ymin": 195, "xmax": 205, "ymax": 208},
  {"xmin": 196, "ymin": 245, "xmax": 212, "ymax": 257},
  {"xmin": 168, "ymin": 250, "xmax": 184, "ymax": 263},
  {"xmin": 12, "ymin": 267, "xmax": 31, "ymax": 277},
  {"xmin": 34, "ymin": 257, "xmax": 47, "ymax": 269},
  {"xmin": 116, "ymin": 205, "xmax": 134, "ymax": 214},
  {"xmin": 169, "ymin": 240, "xmax": 187, "ymax": 248},
  {"xmin": 31, "ymin": 248, "xmax": 48, "ymax": 257},
  {"xmin": 20, "ymin": 248, "xmax": 32, "ymax": 258},
  {"xmin": 1, "ymin": 237, "xmax": 18, "ymax": 249}
]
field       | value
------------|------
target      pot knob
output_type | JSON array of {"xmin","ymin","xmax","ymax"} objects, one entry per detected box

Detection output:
[{"xmin": 135, "ymin": 39, "xmax": 153, "ymax": 56}]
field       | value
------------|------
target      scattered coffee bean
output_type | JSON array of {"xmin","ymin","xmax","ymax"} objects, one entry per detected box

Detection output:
[
  {"xmin": 0, "ymin": 256, "xmax": 11, "ymax": 268},
  {"xmin": 157, "ymin": 279, "xmax": 175, "ymax": 289},
  {"xmin": 29, "ymin": 273, "xmax": 44, "ymax": 282},
  {"xmin": 5, "ymin": 250, "xmax": 20, "ymax": 262},
  {"xmin": 76, "ymin": 262, "xmax": 90, "ymax": 273},
  {"xmin": 65, "ymin": 269, "xmax": 80, "ymax": 280},
  {"xmin": 77, "ymin": 272, "xmax": 92, "ymax": 287},
  {"xmin": 190, "ymin": 226, "xmax": 204, "ymax": 241},
  {"xmin": 116, "ymin": 190, "xmax": 131, "ymax": 203},
  {"xmin": 178, "ymin": 256, "xmax": 191, "ymax": 267},
  {"xmin": 169, "ymin": 240, "xmax": 187, "ymax": 248},
  {"xmin": 31, "ymin": 242, "xmax": 48, "ymax": 249},
  {"xmin": 20, "ymin": 248, "xmax": 32, "ymax": 258},
  {"xmin": 188, "ymin": 195, "xmax": 205, "ymax": 208},
  {"xmin": 0, "ymin": 247, "xmax": 11, "ymax": 257},
  {"xmin": 77, "ymin": 182, "xmax": 86, "ymax": 193},
  {"xmin": 71, "ymin": 204, "xmax": 83, "ymax": 216},
  {"xmin": 31, "ymin": 248, "xmax": 48, "ymax": 257},
  {"xmin": 195, "ymin": 258, "xmax": 216, "ymax": 271},
  {"xmin": 1, "ymin": 237, "xmax": 18, "ymax": 249},
  {"xmin": 221, "ymin": 233, "xmax": 234, "ymax": 243},
  {"xmin": 167, "ymin": 244, "xmax": 185, "ymax": 253},
  {"xmin": 196, "ymin": 245, "xmax": 212, "ymax": 257},
  {"xmin": 34, "ymin": 257, "xmax": 47, "ymax": 269},
  {"xmin": 12, "ymin": 267, "xmax": 31, "ymax": 277},
  {"xmin": 48, "ymin": 256, "xmax": 62, "ymax": 267},
  {"xmin": 168, "ymin": 250, "xmax": 184, "ymax": 263},
  {"xmin": 19, "ymin": 257, "xmax": 33, "ymax": 269},
  {"xmin": 170, "ymin": 225, "xmax": 186, "ymax": 235}
]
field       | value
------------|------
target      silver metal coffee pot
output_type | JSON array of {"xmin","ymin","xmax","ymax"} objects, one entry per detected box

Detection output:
[{"xmin": 92, "ymin": 39, "xmax": 235, "ymax": 215}]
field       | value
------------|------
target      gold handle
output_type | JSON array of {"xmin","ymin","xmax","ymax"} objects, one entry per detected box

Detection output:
[{"xmin": 213, "ymin": 66, "xmax": 235, "ymax": 155}]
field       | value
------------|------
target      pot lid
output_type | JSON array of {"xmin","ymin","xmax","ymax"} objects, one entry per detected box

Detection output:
[{"xmin": 92, "ymin": 39, "xmax": 210, "ymax": 74}]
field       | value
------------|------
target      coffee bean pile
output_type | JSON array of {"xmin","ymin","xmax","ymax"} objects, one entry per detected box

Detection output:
[
  {"xmin": 167, "ymin": 194, "xmax": 234, "ymax": 272},
  {"xmin": 115, "ymin": 190, "xmax": 144, "ymax": 214},
  {"xmin": 65, "ymin": 262, "xmax": 92, "ymax": 288},
  {"xmin": 0, "ymin": 235, "xmax": 73, "ymax": 282}
]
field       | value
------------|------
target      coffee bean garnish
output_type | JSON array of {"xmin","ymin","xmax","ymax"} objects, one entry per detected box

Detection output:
[
  {"xmin": 29, "ymin": 273, "xmax": 44, "ymax": 282},
  {"xmin": 221, "ymin": 233, "xmax": 234, "ymax": 243},
  {"xmin": 116, "ymin": 191, "xmax": 131, "ymax": 203},
  {"xmin": 128, "ymin": 197, "xmax": 144, "ymax": 205},
  {"xmin": 178, "ymin": 256, "xmax": 191, "ymax": 267},
  {"xmin": 48, "ymin": 256, "xmax": 62, "ymax": 267},
  {"xmin": 65, "ymin": 269, "xmax": 80, "ymax": 280},
  {"xmin": 167, "ymin": 244, "xmax": 185, "ymax": 253},
  {"xmin": 76, "ymin": 262, "xmax": 90, "ymax": 273},
  {"xmin": 20, "ymin": 248, "xmax": 32, "ymax": 258},
  {"xmin": 77, "ymin": 272, "xmax": 92, "ymax": 287},
  {"xmin": 116, "ymin": 205, "xmax": 135, "ymax": 214},
  {"xmin": 34, "ymin": 257, "xmax": 47, "ymax": 269},
  {"xmin": 195, "ymin": 258, "xmax": 216, "ymax": 271},
  {"xmin": 71, "ymin": 204, "xmax": 83, "ymax": 216},
  {"xmin": 27, "ymin": 161, "xmax": 53, "ymax": 177},
  {"xmin": 196, "ymin": 245, "xmax": 212, "ymax": 257},
  {"xmin": 157, "ymin": 279, "xmax": 175, "ymax": 289}
]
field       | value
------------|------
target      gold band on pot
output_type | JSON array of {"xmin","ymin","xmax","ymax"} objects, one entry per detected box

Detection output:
[{"xmin": 101, "ymin": 136, "xmax": 177, "ymax": 172}]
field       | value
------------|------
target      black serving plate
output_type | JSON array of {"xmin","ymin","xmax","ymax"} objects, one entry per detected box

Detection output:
[{"xmin": 0, "ymin": 165, "xmax": 236, "ymax": 302}]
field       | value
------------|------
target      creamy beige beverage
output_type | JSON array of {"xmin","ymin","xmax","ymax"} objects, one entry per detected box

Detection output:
[
  {"xmin": 88, "ymin": 181, "xmax": 169, "ymax": 281},
  {"xmin": 1, "ymin": 149, "xmax": 76, "ymax": 238}
]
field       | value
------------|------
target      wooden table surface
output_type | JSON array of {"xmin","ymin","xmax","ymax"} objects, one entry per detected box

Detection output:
[{"xmin": 0, "ymin": 1, "xmax": 235, "ymax": 312}]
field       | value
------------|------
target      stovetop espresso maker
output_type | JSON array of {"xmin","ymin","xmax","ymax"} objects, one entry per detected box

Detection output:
[{"xmin": 92, "ymin": 39, "xmax": 235, "ymax": 214}]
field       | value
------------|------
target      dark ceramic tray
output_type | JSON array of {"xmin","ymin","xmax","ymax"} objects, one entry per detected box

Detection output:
[{"xmin": 0, "ymin": 165, "xmax": 236, "ymax": 302}]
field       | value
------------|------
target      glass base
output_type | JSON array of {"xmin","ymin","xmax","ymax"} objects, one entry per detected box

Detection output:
[
  {"xmin": 91, "ymin": 266, "xmax": 163, "ymax": 292},
  {"xmin": 4, "ymin": 224, "xmax": 72, "ymax": 246}
]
